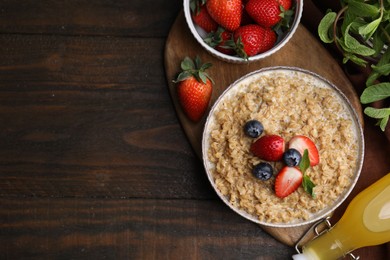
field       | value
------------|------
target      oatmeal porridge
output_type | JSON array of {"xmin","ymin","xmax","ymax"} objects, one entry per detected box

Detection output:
[{"xmin": 203, "ymin": 67, "xmax": 363, "ymax": 226}]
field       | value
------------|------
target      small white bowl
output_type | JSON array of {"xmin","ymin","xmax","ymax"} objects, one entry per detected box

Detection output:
[
  {"xmin": 183, "ymin": 0, "xmax": 303, "ymax": 63},
  {"xmin": 202, "ymin": 67, "xmax": 364, "ymax": 227}
]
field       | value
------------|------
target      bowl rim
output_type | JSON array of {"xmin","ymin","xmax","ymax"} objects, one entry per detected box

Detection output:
[
  {"xmin": 183, "ymin": 0, "xmax": 304, "ymax": 63},
  {"xmin": 201, "ymin": 66, "xmax": 365, "ymax": 228}
]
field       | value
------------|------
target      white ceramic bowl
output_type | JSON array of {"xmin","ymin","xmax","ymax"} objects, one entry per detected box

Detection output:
[
  {"xmin": 202, "ymin": 67, "xmax": 364, "ymax": 227},
  {"xmin": 183, "ymin": 0, "xmax": 303, "ymax": 63}
]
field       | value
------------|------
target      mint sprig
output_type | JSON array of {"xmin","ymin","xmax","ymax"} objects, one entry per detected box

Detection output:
[
  {"xmin": 318, "ymin": 0, "xmax": 390, "ymax": 132},
  {"xmin": 299, "ymin": 149, "xmax": 316, "ymax": 198}
]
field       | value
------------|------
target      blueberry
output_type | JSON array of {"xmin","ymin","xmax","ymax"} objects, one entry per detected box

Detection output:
[
  {"xmin": 283, "ymin": 148, "xmax": 302, "ymax": 167},
  {"xmin": 252, "ymin": 162, "xmax": 273, "ymax": 181},
  {"xmin": 244, "ymin": 120, "xmax": 264, "ymax": 138}
]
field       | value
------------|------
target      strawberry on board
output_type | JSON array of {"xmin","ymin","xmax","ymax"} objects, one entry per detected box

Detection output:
[
  {"xmin": 250, "ymin": 134, "xmax": 285, "ymax": 161},
  {"xmin": 204, "ymin": 27, "xmax": 235, "ymax": 55},
  {"xmin": 233, "ymin": 24, "xmax": 276, "ymax": 59},
  {"xmin": 245, "ymin": 0, "xmax": 292, "ymax": 28},
  {"xmin": 274, "ymin": 166, "xmax": 303, "ymax": 198},
  {"xmin": 190, "ymin": 0, "xmax": 218, "ymax": 33},
  {"xmin": 206, "ymin": 0, "xmax": 243, "ymax": 32},
  {"xmin": 288, "ymin": 135, "xmax": 320, "ymax": 166},
  {"xmin": 174, "ymin": 56, "xmax": 214, "ymax": 122}
]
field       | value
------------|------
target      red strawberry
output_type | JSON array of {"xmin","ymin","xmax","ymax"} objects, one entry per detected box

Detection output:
[
  {"xmin": 204, "ymin": 27, "xmax": 235, "ymax": 55},
  {"xmin": 288, "ymin": 135, "xmax": 320, "ymax": 166},
  {"xmin": 274, "ymin": 166, "xmax": 303, "ymax": 198},
  {"xmin": 174, "ymin": 56, "xmax": 214, "ymax": 122},
  {"xmin": 250, "ymin": 134, "xmax": 285, "ymax": 161},
  {"xmin": 206, "ymin": 0, "xmax": 243, "ymax": 32},
  {"xmin": 245, "ymin": 0, "xmax": 291, "ymax": 28},
  {"xmin": 233, "ymin": 24, "xmax": 276, "ymax": 59},
  {"xmin": 277, "ymin": 0, "xmax": 292, "ymax": 11},
  {"xmin": 191, "ymin": 2, "xmax": 218, "ymax": 33}
]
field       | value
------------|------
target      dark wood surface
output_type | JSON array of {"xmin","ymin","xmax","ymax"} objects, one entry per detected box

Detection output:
[{"xmin": 0, "ymin": 0, "xmax": 389, "ymax": 259}]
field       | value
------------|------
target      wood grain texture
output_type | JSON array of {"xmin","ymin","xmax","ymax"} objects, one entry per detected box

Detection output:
[
  {"xmin": 165, "ymin": 12, "xmax": 365, "ymax": 246},
  {"xmin": 0, "ymin": 0, "xmax": 182, "ymax": 37},
  {"xmin": 0, "ymin": 34, "xmax": 216, "ymax": 199},
  {"xmin": 0, "ymin": 197, "xmax": 296, "ymax": 259},
  {"xmin": 0, "ymin": 0, "xmax": 388, "ymax": 259}
]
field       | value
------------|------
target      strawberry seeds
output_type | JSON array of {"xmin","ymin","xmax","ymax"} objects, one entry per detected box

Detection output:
[{"xmin": 190, "ymin": 0, "xmax": 295, "ymax": 59}]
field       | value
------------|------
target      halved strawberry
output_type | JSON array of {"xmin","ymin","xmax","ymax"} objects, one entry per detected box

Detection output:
[
  {"xmin": 250, "ymin": 134, "xmax": 285, "ymax": 161},
  {"xmin": 288, "ymin": 135, "xmax": 320, "ymax": 166},
  {"xmin": 274, "ymin": 166, "xmax": 303, "ymax": 198}
]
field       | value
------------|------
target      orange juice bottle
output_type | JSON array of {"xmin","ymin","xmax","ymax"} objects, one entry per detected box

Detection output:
[{"xmin": 292, "ymin": 173, "xmax": 390, "ymax": 260}]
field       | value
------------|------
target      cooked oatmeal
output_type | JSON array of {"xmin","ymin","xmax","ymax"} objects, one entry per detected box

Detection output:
[{"xmin": 205, "ymin": 69, "xmax": 361, "ymax": 224}]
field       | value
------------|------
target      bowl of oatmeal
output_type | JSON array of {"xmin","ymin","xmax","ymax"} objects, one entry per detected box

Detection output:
[
  {"xmin": 202, "ymin": 67, "xmax": 364, "ymax": 227},
  {"xmin": 183, "ymin": 0, "xmax": 303, "ymax": 63}
]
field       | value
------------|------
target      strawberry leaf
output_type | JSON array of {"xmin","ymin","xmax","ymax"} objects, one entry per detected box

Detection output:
[
  {"xmin": 299, "ymin": 149, "xmax": 316, "ymax": 198},
  {"xmin": 174, "ymin": 56, "xmax": 214, "ymax": 84},
  {"xmin": 181, "ymin": 56, "xmax": 195, "ymax": 71},
  {"xmin": 175, "ymin": 71, "xmax": 192, "ymax": 82}
]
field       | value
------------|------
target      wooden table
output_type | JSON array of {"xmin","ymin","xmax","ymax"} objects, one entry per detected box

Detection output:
[{"xmin": 0, "ymin": 1, "xmax": 389, "ymax": 259}]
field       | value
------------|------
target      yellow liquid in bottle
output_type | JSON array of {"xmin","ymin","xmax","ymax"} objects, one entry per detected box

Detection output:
[{"xmin": 299, "ymin": 173, "xmax": 390, "ymax": 260}]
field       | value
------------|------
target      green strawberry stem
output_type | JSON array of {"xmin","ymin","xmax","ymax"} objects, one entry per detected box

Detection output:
[
  {"xmin": 174, "ymin": 56, "xmax": 214, "ymax": 84},
  {"xmin": 190, "ymin": 0, "xmax": 207, "ymax": 14}
]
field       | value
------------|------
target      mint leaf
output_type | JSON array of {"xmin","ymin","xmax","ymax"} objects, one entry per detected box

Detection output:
[
  {"xmin": 358, "ymin": 17, "xmax": 381, "ymax": 40},
  {"xmin": 366, "ymin": 72, "xmax": 380, "ymax": 86},
  {"xmin": 364, "ymin": 107, "xmax": 390, "ymax": 131},
  {"xmin": 378, "ymin": 116, "xmax": 389, "ymax": 131},
  {"xmin": 364, "ymin": 107, "xmax": 390, "ymax": 119},
  {"xmin": 372, "ymin": 30, "xmax": 385, "ymax": 55},
  {"xmin": 303, "ymin": 176, "xmax": 316, "ymax": 199},
  {"xmin": 376, "ymin": 47, "xmax": 390, "ymax": 67},
  {"xmin": 318, "ymin": 12, "xmax": 337, "ymax": 43},
  {"xmin": 371, "ymin": 63, "xmax": 390, "ymax": 75},
  {"xmin": 344, "ymin": 24, "xmax": 376, "ymax": 56},
  {"xmin": 299, "ymin": 149, "xmax": 316, "ymax": 198},
  {"xmin": 341, "ymin": 49, "xmax": 367, "ymax": 66},
  {"xmin": 347, "ymin": 0, "xmax": 380, "ymax": 17},
  {"xmin": 299, "ymin": 149, "xmax": 310, "ymax": 174},
  {"xmin": 360, "ymin": 82, "xmax": 390, "ymax": 103}
]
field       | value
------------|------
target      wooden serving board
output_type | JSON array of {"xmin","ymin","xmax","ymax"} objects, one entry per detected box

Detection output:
[{"xmin": 164, "ymin": 11, "xmax": 363, "ymax": 246}]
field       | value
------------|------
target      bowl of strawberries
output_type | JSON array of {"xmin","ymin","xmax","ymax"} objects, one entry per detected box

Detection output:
[{"xmin": 183, "ymin": 0, "xmax": 303, "ymax": 63}]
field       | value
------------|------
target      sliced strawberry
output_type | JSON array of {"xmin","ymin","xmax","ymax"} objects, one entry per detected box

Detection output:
[
  {"xmin": 288, "ymin": 135, "xmax": 320, "ymax": 166},
  {"xmin": 274, "ymin": 166, "xmax": 303, "ymax": 198},
  {"xmin": 250, "ymin": 134, "xmax": 285, "ymax": 161}
]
